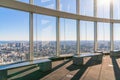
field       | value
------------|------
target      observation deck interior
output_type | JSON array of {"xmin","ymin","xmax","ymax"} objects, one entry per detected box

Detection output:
[
  {"xmin": 0, "ymin": 0, "xmax": 120, "ymax": 80},
  {"xmin": 1, "ymin": 55, "xmax": 119, "ymax": 80}
]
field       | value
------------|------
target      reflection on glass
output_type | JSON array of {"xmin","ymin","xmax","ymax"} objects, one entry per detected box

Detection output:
[
  {"xmin": 113, "ymin": 0, "xmax": 120, "ymax": 19},
  {"xmin": 0, "ymin": 8, "xmax": 29, "ymax": 65},
  {"xmin": 80, "ymin": 21, "xmax": 94, "ymax": 53},
  {"xmin": 34, "ymin": 14, "xmax": 56, "ymax": 59},
  {"xmin": 60, "ymin": 18, "xmax": 76, "ymax": 55},
  {"xmin": 60, "ymin": 0, "xmax": 76, "ymax": 14},
  {"xmin": 97, "ymin": 0, "xmax": 110, "ymax": 18},
  {"xmin": 16, "ymin": 0, "xmax": 29, "ymax": 3},
  {"xmin": 34, "ymin": 0, "xmax": 56, "ymax": 10},
  {"xmin": 114, "ymin": 24, "xmax": 120, "ymax": 50},
  {"xmin": 98, "ymin": 22, "xmax": 110, "ymax": 52},
  {"xmin": 80, "ymin": 0, "xmax": 93, "ymax": 16}
]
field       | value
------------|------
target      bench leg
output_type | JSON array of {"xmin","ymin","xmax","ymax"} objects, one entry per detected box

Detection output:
[
  {"xmin": 92, "ymin": 56, "xmax": 98, "ymax": 61},
  {"xmin": 0, "ymin": 70, "xmax": 7, "ymax": 80},
  {"xmin": 73, "ymin": 57, "xmax": 83, "ymax": 65},
  {"xmin": 38, "ymin": 61, "xmax": 52, "ymax": 72}
]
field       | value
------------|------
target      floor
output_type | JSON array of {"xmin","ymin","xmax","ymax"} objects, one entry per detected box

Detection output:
[{"xmin": 40, "ymin": 55, "xmax": 120, "ymax": 80}]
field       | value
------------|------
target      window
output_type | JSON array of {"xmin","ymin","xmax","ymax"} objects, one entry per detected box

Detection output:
[
  {"xmin": 114, "ymin": 23, "xmax": 120, "ymax": 50},
  {"xmin": 34, "ymin": 0, "xmax": 56, "ymax": 10},
  {"xmin": 113, "ymin": 0, "xmax": 120, "ymax": 19},
  {"xmin": 80, "ymin": 0, "xmax": 94, "ymax": 16},
  {"xmin": 16, "ymin": 0, "xmax": 29, "ymax": 3},
  {"xmin": 80, "ymin": 21, "xmax": 94, "ymax": 53},
  {"xmin": 60, "ymin": 18, "xmax": 77, "ymax": 55},
  {"xmin": 0, "ymin": 8, "xmax": 29, "ymax": 65},
  {"xmin": 98, "ymin": 22, "xmax": 110, "ymax": 52},
  {"xmin": 34, "ymin": 14, "xmax": 56, "ymax": 59},
  {"xmin": 97, "ymin": 0, "xmax": 110, "ymax": 18},
  {"xmin": 60, "ymin": 0, "xmax": 76, "ymax": 14}
]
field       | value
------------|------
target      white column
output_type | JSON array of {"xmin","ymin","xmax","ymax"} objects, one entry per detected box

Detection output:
[
  {"xmin": 110, "ymin": 23, "xmax": 114, "ymax": 51},
  {"xmin": 76, "ymin": 0, "xmax": 80, "ymax": 55},
  {"xmin": 110, "ymin": 0, "xmax": 114, "ymax": 51},
  {"xmin": 94, "ymin": 0, "xmax": 98, "ymax": 52},
  {"xmin": 56, "ymin": 0, "xmax": 60, "ymax": 57},
  {"xmin": 29, "ymin": 0, "xmax": 34, "ymax": 60}
]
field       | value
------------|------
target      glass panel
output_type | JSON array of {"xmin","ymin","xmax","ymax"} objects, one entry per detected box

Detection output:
[
  {"xmin": 34, "ymin": 14, "xmax": 56, "ymax": 59},
  {"xmin": 98, "ymin": 22, "xmax": 110, "ymax": 52},
  {"xmin": 113, "ymin": 0, "xmax": 120, "ymax": 19},
  {"xmin": 0, "ymin": 8, "xmax": 29, "ymax": 65},
  {"xmin": 60, "ymin": 0, "xmax": 76, "ymax": 14},
  {"xmin": 34, "ymin": 0, "xmax": 56, "ymax": 10},
  {"xmin": 60, "ymin": 18, "xmax": 76, "ymax": 55},
  {"xmin": 16, "ymin": 0, "xmax": 29, "ymax": 3},
  {"xmin": 80, "ymin": 21, "xmax": 94, "ymax": 53},
  {"xmin": 114, "ymin": 23, "xmax": 120, "ymax": 50},
  {"xmin": 80, "ymin": 0, "xmax": 94, "ymax": 16},
  {"xmin": 97, "ymin": 0, "xmax": 110, "ymax": 18}
]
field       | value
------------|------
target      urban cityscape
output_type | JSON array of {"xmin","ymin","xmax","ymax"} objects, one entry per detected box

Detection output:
[{"xmin": 0, "ymin": 40, "xmax": 120, "ymax": 65}]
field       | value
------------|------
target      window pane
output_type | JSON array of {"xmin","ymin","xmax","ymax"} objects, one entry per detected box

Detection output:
[
  {"xmin": 60, "ymin": 18, "xmax": 77, "ymax": 55},
  {"xmin": 34, "ymin": 0, "xmax": 56, "ymax": 10},
  {"xmin": 113, "ymin": 0, "xmax": 120, "ymax": 19},
  {"xmin": 98, "ymin": 22, "xmax": 110, "ymax": 52},
  {"xmin": 16, "ymin": 0, "xmax": 29, "ymax": 3},
  {"xmin": 34, "ymin": 14, "xmax": 56, "ymax": 59},
  {"xmin": 80, "ymin": 21, "xmax": 94, "ymax": 53},
  {"xmin": 60, "ymin": 0, "xmax": 76, "ymax": 14},
  {"xmin": 0, "ymin": 8, "xmax": 29, "ymax": 65},
  {"xmin": 80, "ymin": 0, "xmax": 94, "ymax": 16},
  {"xmin": 97, "ymin": 0, "xmax": 110, "ymax": 18},
  {"xmin": 114, "ymin": 24, "xmax": 120, "ymax": 50}
]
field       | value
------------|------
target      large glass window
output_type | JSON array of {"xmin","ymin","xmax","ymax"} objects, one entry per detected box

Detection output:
[
  {"xmin": 114, "ymin": 23, "xmax": 120, "ymax": 50},
  {"xmin": 34, "ymin": 0, "xmax": 56, "ymax": 10},
  {"xmin": 16, "ymin": 0, "xmax": 29, "ymax": 3},
  {"xmin": 97, "ymin": 0, "xmax": 110, "ymax": 18},
  {"xmin": 34, "ymin": 14, "xmax": 56, "ymax": 59},
  {"xmin": 80, "ymin": 0, "xmax": 94, "ymax": 16},
  {"xmin": 113, "ymin": 0, "xmax": 120, "ymax": 19},
  {"xmin": 60, "ymin": 0, "xmax": 76, "ymax": 14},
  {"xmin": 80, "ymin": 21, "xmax": 94, "ymax": 53},
  {"xmin": 98, "ymin": 22, "xmax": 110, "ymax": 52},
  {"xmin": 60, "ymin": 18, "xmax": 76, "ymax": 55},
  {"xmin": 0, "ymin": 8, "xmax": 29, "ymax": 65}
]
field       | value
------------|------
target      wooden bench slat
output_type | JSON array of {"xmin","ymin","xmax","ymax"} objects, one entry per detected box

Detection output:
[{"xmin": 0, "ymin": 59, "xmax": 51, "ymax": 70}]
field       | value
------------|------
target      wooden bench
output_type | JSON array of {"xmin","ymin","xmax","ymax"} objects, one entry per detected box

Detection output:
[
  {"xmin": 95, "ymin": 51, "xmax": 110, "ymax": 55},
  {"xmin": 0, "ymin": 59, "xmax": 52, "ymax": 80},
  {"xmin": 73, "ymin": 53, "xmax": 103, "ymax": 65},
  {"xmin": 94, "ymin": 51, "xmax": 103, "ymax": 53},
  {"xmin": 110, "ymin": 50, "xmax": 120, "ymax": 57}
]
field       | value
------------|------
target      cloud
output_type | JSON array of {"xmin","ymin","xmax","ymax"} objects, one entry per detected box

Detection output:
[
  {"xmin": 38, "ymin": 25, "xmax": 55, "ymax": 41},
  {"xmin": 67, "ymin": 4, "xmax": 70, "ymax": 11},
  {"xmin": 41, "ymin": 0, "xmax": 50, "ymax": 3},
  {"xmin": 60, "ymin": 4, "xmax": 63, "ymax": 10},
  {"xmin": 41, "ymin": 19, "xmax": 50, "ymax": 25},
  {"xmin": 46, "ymin": 4, "xmax": 55, "ymax": 9}
]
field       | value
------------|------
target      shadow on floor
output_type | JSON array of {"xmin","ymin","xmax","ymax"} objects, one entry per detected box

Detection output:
[
  {"xmin": 111, "ymin": 57, "xmax": 120, "ymax": 80},
  {"xmin": 67, "ymin": 56, "xmax": 103, "ymax": 80},
  {"xmin": 9, "ymin": 59, "xmax": 72, "ymax": 80}
]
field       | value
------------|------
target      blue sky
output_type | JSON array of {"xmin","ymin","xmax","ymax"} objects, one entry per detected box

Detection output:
[
  {"xmin": 0, "ymin": 0, "xmax": 120, "ymax": 41},
  {"xmin": 0, "ymin": 8, "xmax": 29, "ymax": 41}
]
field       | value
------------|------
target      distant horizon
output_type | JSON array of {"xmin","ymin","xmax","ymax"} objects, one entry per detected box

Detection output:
[{"xmin": 0, "ymin": 40, "xmax": 120, "ymax": 42}]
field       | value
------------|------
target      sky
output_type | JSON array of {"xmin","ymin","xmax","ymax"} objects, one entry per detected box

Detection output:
[{"xmin": 0, "ymin": 0, "xmax": 120, "ymax": 41}]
